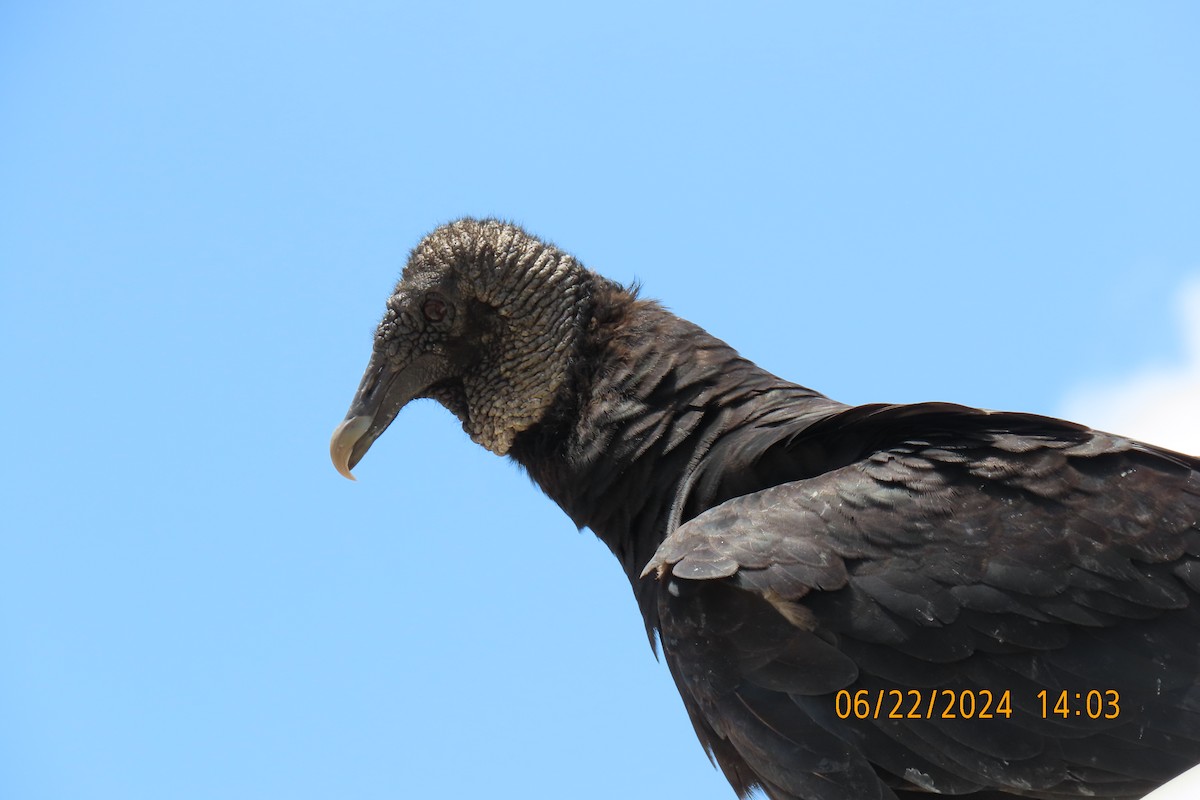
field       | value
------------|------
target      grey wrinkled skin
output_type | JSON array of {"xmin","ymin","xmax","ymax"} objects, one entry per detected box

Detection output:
[
  {"xmin": 333, "ymin": 219, "xmax": 1200, "ymax": 800},
  {"xmin": 382, "ymin": 219, "xmax": 590, "ymax": 455}
]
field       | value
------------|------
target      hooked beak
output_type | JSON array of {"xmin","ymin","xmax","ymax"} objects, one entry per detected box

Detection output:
[{"xmin": 330, "ymin": 351, "xmax": 441, "ymax": 480}]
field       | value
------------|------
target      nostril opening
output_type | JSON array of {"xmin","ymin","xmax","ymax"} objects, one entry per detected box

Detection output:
[{"xmin": 361, "ymin": 363, "xmax": 385, "ymax": 400}]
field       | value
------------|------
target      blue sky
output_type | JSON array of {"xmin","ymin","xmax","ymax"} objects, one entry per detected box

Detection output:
[{"xmin": 3, "ymin": 3, "xmax": 1199, "ymax": 799}]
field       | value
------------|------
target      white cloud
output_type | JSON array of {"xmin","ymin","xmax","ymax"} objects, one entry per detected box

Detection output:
[
  {"xmin": 1143, "ymin": 762, "xmax": 1200, "ymax": 800},
  {"xmin": 1058, "ymin": 276, "xmax": 1200, "ymax": 457}
]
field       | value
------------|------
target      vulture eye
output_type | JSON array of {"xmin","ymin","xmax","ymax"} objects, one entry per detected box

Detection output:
[{"xmin": 422, "ymin": 297, "xmax": 447, "ymax": 322}]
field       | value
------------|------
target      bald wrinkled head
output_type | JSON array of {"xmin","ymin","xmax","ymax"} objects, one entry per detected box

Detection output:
[{"xmin": 331, "ymin": 219, "xmax": 595, "ymax": 478}]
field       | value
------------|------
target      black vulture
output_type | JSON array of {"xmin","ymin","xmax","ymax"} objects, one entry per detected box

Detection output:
[{"xmin": 330, "ymin": 219, "xmax": 1200, "ymax": 800}]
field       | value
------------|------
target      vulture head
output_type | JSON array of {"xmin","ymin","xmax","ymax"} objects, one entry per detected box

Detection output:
[{"xmin": 330, "ymin": 218, "xmax": 593, "ymax": 477}]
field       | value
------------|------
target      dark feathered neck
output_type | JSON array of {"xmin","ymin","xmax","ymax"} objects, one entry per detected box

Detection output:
[{"xmin": 508, "ymin": 280, "xmax": 846, "ymax": 628}]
